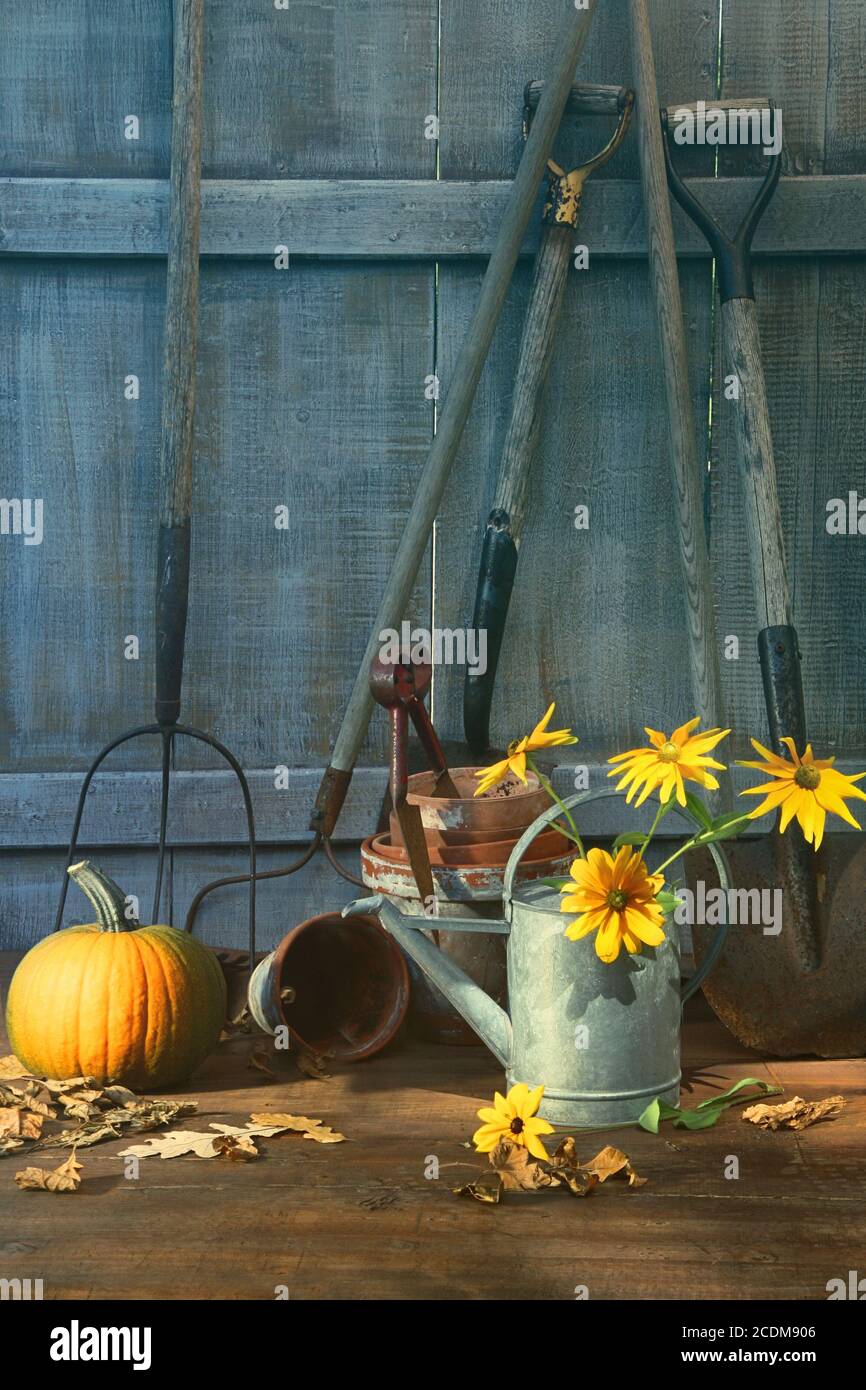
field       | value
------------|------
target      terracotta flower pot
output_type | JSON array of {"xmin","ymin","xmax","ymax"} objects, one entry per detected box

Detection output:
[
  {"xmin": 405, "ymin": 767, "xmax": 551, "ymax": 835},
  {"xmin": 371, "ymin": 826, "xmax": 572, "ymax": 869}
]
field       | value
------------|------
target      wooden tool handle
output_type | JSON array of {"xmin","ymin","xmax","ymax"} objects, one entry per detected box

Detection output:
[
  {"xmin": 720, "ymin": 296, "xmax": 792, "ymax": 631},
  {"xmin": 313, "ymin": 0, "xmax": 603, "ymax": 831},
  {"xmin": 154, "ymin": 0, "xmax": 203, "ymax": 725},
  {"xmin": 159, "ymin": 0, "xmax": 204, "ymax": 531},
  {"xmin": 628, "ymin": 0, "xmax": 726, "ymax": 756},
  {"xmin": 493, "ymin": 223, "xmax": 573, "ymax": 533}
]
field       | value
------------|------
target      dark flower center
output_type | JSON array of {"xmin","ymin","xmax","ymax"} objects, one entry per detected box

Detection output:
[
  {"xmin": 510, "ymin": 1117, "xmax": 524, "ymax": 1135},
  {"xmin": 795, "ymin": 765, "xmax": 821, "ymax": 790},
  {"xmin": 606, "ymin": 889, "xmax": 629, "ymax": 911}
]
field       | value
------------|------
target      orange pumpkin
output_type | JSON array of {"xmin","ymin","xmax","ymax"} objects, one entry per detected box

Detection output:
[{"xmin": 5, "ymin": 861, "xmax": 227, "ymax": 1090}]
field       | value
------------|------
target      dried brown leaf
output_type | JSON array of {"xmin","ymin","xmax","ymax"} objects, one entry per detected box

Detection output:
[
  {"xmin": 583, "ymin": 1144, "xmax": 648, "ymax": 1188},
  {"xmin": 15, "ymin": 1151, "xmax": 83, "ymax": 1193},
  {"xmin": 249, "ymin": 1112, "xmax": 347, "ymax": 1144},
  {"xmin": 118, "ymin": 1121, "xmax": 302, "ymax": 1161},
  {"xmin": 0, "ymin": 1135, "xmax": 24, "ymax": 1156},
  {"xmin": 213, "ymin": 1133, "xmax": 260, "ymax": 1161},
  {"xmin": 547, "ymin": 1139, "xmax": 599, "ymax": 1198},
  {"xmin": 0, "ymin": 1056, "xmax": 28, "ymax": 1080},
  {"xmin": 248, "ymin": 1046, "xmax": 276, "ymax": 1079},
  {"xmin": 742, "ymin": 1095, "xmax": 845, "ymax": 1131},
  {"xmin": 296, "ymin": 1049, "xmax": 332, "ymax": 1081},
  {"xmin": 488, "ymin": 1138, "xmax": 553, "ymax": 1191},
  {"xmin": 0, "ymin": 1108, "xmax": 43, "ymax": 1141},
  {"xmin": 453, "ymin": 1170, "xmax": 502, "ymax": 1204}
]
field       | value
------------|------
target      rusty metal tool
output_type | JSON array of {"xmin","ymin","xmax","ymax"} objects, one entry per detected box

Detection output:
[
  {"xmin": 463, "ymin": 81, "xmax": 633, "ymax": 753},
  {"xmin": 370, "ymin": 656, "xmax": 461, "ymax": 905},
  {"xmin": 52, "ymin": 0, "xmax": 257, "ymax": 975},
  {"xmin": 659, "ymin": 101, "xmax": 866, "ymax": 1057}
]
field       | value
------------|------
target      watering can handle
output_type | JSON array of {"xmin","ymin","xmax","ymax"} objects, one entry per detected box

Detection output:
[{"xmin": 501, "ymin": 785, "xmax": 732, "ymax": 1004}]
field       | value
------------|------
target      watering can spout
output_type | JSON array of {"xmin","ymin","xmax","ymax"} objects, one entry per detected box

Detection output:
[{"xmin": 342, "ymin": 897, "xmax": 512, "ymax": 1067}]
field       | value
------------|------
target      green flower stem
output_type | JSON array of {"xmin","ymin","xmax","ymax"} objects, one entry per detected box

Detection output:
[
  {"xmin": 526, "ymin": 756, "xmax": 585, "ymax": 859},
  {"xmin": 638, "ymin": 797, "xmax": 673, "ymax": 863},
  {"xmin": 653, "ymin": 812, "xmax": 753, "ymax": 877}
]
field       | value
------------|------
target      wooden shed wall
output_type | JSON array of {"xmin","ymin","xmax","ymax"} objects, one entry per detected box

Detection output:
[{"xmin": 1, "ymin": 0, "xmax": 864, "ymax": 952}]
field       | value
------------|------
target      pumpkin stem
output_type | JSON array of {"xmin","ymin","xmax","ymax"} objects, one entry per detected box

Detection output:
[{"xmin": 68, "ymin": 861, "xmax": 138, "ymax": 933}]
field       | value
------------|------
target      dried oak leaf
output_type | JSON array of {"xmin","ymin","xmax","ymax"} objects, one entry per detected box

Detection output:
[
  {"xmin": 34, "ymin": 1099, "xmax": 198, "ymax": 1152},
  {"xmin": 15, "ymin": 1151, "xmax": 83, "ymax": 1193},
  {"xmin": 118, "ymin": 1121, "xmax": 300, "ymax": 1161},
  {"xmin": 212, "ymin": 1133, "xmax": 260, "ymax": 1161},
  {"xmin": 488, "ymin": 1138, "xmax": 553, "ymax": 1192},
  {"xmin": 3, "ymin": 1081, "xmax": 55, "ymax": 1118},
  {"xmin": 583, "ymin": 1144, "xmax": 648, "ymax": 1188},
  {"xmin": 742, "ymin": 1095, "xmax": 845, "ymax": 1131},
  {"xmin": 0, "ymin": 1056, "xmax": 28, "ymax": 1080},
  {"xmin": 0, "ymin": 1107, "xmax": 43, "ymax": 1141},
  {"xmin": 453, "ymin": 1171, "xmax": 502, "ymax": 1204},
  {"xmin": 249, "ymin": 1112, "xmax": 347, "ymax": 1144}
]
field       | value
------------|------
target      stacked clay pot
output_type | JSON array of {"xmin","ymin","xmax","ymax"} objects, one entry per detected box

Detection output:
[{"xmin": 360, "ymin": 768, "xmax": 576, "ymax": 1044}]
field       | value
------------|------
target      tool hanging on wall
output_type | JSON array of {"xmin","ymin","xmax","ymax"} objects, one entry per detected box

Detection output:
[
  {"xmin": 626, "ymin": 0, "xmax": 728, "ymax": 789},
  {"xmin": 185, "ymin": 0, "xmax": 607, "ymax": 931},
  {"xmin": 661, "ymin": 100, "xmax": 866, "ymax": 1058},
  {"xmin": 52, "ymin": 0, "xmax": 258, "ymax": 976},
  {"xmin": 463, "ymin": 81, "xmax": 633, "ymax": 753}
]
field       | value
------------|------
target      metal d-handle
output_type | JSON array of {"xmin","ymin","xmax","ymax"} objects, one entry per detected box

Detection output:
[
  {"xmin": 501, "ymin": 786, "xmax": 732, "ymax": 1004},
  {"xmin": 660, "ymin": 106, "xmax": 781, "ymax": 303}
]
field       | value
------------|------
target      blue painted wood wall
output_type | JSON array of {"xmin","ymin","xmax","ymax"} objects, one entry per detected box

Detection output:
[{"xmin": 2, "ymin": 0, "xmax": 865, "ymax": 952}]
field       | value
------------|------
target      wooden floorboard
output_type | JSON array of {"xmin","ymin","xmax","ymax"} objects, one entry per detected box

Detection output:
[{"xmin": 0, "ymin": 953, "xmax": 863, "ymax": 1301}]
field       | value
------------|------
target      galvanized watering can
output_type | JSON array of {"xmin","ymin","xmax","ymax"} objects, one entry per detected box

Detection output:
[{"xmin": 344, "ymin": 788, "xmax": 732, "ymax": 1127}]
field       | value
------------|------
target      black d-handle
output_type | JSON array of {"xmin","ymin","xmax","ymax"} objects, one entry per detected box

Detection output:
[{"xmin": 660, "ymin": 107, "xmax": 782, "ymax": 303}]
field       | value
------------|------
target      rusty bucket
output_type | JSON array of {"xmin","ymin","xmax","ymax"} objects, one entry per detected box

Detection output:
[{"xmin": 248, "ymin": 911, "xmax": 410, "ymax": 1060}]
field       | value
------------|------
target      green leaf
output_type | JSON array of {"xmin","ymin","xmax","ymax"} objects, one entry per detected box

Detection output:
[
  {"xmin": 637, "ymin": 1080, "xmax": 783, "ymax": 1134},
  {"xmin": 612, "ymin": 832, "xmax": 649, "ymax": 850},
  {"xmin": 694, "ymin": 1077, "xmax": 774, "ymax": 1110},
  {"xmin": 655, "ymin": 890, "xmax": 681, "ymax": 915},
  {"xmin": 540, "ymin": 877, "xmax": 570, "ymax": 891},
  {"xmin": 637, "ymin": 1097, "xmax": 682, "ymax": 1134},
  {"xmin": 684, "ymin": 792, "xmax": 714, "ymax": 830}
]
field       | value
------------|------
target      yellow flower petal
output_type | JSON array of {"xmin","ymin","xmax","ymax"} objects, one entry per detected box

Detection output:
[{"xmin": 524, "ymin": 1129, "xmax": 552, "ymax": 1162}]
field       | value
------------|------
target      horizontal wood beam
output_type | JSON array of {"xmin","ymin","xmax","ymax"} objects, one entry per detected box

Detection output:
[
  {"xmin": 2, "ymin": 176, "xmax": 866, "ymax": 260},
  {"xmin": 4, "ymin": 763, "xmax": 861, "ymax": 848}
]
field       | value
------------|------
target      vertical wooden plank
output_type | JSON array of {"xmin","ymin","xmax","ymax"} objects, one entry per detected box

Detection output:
[
  {"xmin": 181, "ymin": 259, "xmax": 435, "ymax": 770},
  {"xmin": 0, "ymin": 260, "xmax": 163, "ymax": 771},
  {"xmin": 0, "ymin": 0, "xmax": 438, "ymax": 179},
  {"xmin": 434, "ymin": 259, "xmax": 715, "ymax": 756},
  {"xmin": 439, "ymin": 0, "xmax": 720, "ymax": 180},
  {"xmin": 710, "ymin": 0, "xmax": 866, "ymax": 755},
  {"xmin": 434, "ymin": 0, "xmax": 719, "ymax": 753}
]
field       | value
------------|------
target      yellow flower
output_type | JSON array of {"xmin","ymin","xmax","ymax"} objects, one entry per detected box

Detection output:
[
  {"xmin": 560, "ymin": 846, "xmax": 667, "ymax": 964},
  {"xmin": 472, "ymin": 1082, "xmax": 555, "ymax": 1161},
  {"xmin": 608, "ymin": 717, "xmax": 729, "ymax": 808},
  {"xmin": 474, "ymin": 703, "xmax": 578, "ymax": 796},
  {"xmin": 737, "ymin": 738, "xmax": 866, "ymax": 851}
]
